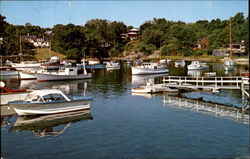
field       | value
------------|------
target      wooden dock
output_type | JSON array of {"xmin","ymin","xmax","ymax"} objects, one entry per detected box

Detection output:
[{"xmin": 162, "ymin": 76, "xmax": 249, "ymax": 111}]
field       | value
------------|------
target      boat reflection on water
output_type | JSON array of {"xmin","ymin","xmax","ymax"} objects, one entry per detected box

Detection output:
[
  {"xmin": 131, "ymin": 74, "xmax": 168, "ymax": 85},
  {"xmin": 187, "ymin": 70, "xmax": 204, "ymax": 77},
  {"xmin": 10, "ymin": 110, "xmax": 93, "ymax": 137},
  {"xmin": 20, "ymin": 79, "xmax": 91, "ymax": 94},
  {"xmin": 163, "ymin": 94, "xmax": 249, "ymax": 124},
  {"xmin": 131, "ymin": 92, "xmax": 157, "ymax": 99}
]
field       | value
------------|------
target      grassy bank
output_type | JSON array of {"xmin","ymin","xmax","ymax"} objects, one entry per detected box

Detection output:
[
  {"xmin": 34, "ymin": 48, "xmax": 66, "ymax": 60},
  {"xmin": 145, "ymin": 55, "xmax": 224, "ymax": 62}
]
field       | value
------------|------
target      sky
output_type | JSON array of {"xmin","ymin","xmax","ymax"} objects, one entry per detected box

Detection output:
[{"xmin": 0, "ymin": 1, "xmax": 248, "ymax": 28}]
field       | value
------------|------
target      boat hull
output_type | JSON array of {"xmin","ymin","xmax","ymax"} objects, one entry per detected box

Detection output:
[
  {"xmin": 0, "ymin": 70, "xmax": 19, "ymax": 76},
  {"xmin": 187, "ymin": 65, "xmax": 209, "ymax": 70},
  {"xmin": 0, "ymin": 92, "xmax": 30, "ymax": 105},
  {"xmin": 131, "ymin": 67, "xmax": 169, "ymax": 75},
  {"xmin": 10, "ymin": 100, "xmax": 92, "ymax": 116},
  {"xmin": 36, "ymin": 73, "xmax": 92, "ymax": 82},
  {"xmin": 19, "ymin": 71, "xmax": 37, "ymax": 80}
]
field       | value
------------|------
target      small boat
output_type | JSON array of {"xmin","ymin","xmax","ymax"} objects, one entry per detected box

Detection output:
[
  {"xmin": 40, "ymin": 56, "xmax": 65, "ymax": 70},
  {"xmin": 0, "ymin": 66, "xmax": 19, "ymax": 76},
  {"xmin": 159, "ymin": 59, "xmax": 167, "ymax": 64},
  {"xmin": 204, "ymin": 72, "xmax": 216, "ymax": 77},
  {"xmin": 105, "ymin": 61, "xmax": 120, "ymax": 69},
  {"xmin": 174, "ymin": 60, "xmax": 185, "ymax": 67},
  {"xmin": 10, "ymin": 61, "xmax": 41, "ymax": 71},
  {"xmin": 0, "ymin": 81, "xmax": 31, "ymax": 105},
  {"xmin": 8, "ymin": 89, "xmax": 93, "ymax": 116},
  {"xmin": 131, "ymin": 62, "xmax": 169, "ymax": 75},
  {"xmin": 36, "ymin": 67, "xmax": 92, "ymax": 82},
  {"xmin": 242, "ymin": 72, "xmax": 249, "ymax": 77},
  {"xmin": 131, "ymin": 83, "xmax": 178, "ymax": 94},
  {"xmin": 88, "ymin": 59, "xmax": 100, "ymax": 65},
  {"xmin": 166, "ymin": 59, "xmax": 171, "ymax": 63},
  {"xmin": 187, "ymin": 61, "xmax": 209, "ymax": 70}
]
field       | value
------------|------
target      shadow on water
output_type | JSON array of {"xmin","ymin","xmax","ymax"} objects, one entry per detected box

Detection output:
[{"xmin": 9, "ymin": 110, "xmax": 93, "ymax": 137}]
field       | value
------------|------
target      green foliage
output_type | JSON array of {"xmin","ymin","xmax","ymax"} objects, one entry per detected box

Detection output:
[
  {"xmin": 1, "ymin": 12, "xmax": 248, "ymax": 59},
  {"xmin": 192, "ymin": 49, "xmax": 209, "ymax": 56},
  {"xmin": 138, "ymin": 43, "xmax": 156, "ymax": 55}
]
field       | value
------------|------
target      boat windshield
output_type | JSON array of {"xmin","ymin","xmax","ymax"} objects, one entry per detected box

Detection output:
[{"xmin": 43, "ymin": 93, "xmax": 67, "ymax": 102}]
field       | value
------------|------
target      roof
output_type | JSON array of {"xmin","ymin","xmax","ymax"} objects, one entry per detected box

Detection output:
[
  {"xmin": 129, "ymin": 28, "xmax": 139, "ymax": 31},
  {"xmin": 29, "ymin": 89, "xmax": 66, "ymax": 97}
]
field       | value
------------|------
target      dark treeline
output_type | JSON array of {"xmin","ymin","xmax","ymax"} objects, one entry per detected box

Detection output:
[{"xmin": 0, "ymin": 12, "xmax": 248, "ymax": 59}]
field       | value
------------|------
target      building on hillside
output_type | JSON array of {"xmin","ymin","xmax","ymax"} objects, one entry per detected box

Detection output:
[
  {"xmin": 193, "ymin": 38, "xmax": 209, "ymax": 50},
  {"xmin": 121, "ymin": 28, "xmax": 140, "ymax": 40},
  {"xmin": 227, "ymin": 41, "xmax": 246, "ymax": 56},
  {"xmin": 212, "ymin": 49, "xmax": 227, "ymax": 56},
  {"xmin": 21, "ymin": 33, "xmax": 50, "ymax": 48}
]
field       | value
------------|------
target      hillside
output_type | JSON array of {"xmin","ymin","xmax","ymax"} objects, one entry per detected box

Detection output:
[{"xmin": 34, "ymin": 48, "xmax": 66, "ymax": 60}]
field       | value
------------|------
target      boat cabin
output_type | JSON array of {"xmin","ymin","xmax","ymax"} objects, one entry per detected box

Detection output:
[
  {"xmin": 59, "ymin": 67, "xmax": 78, "ymax": 75},
  {"xmin": 25, "ymin": 89, "xmax": 70, "ymax": 103},
  {"xmin": 139, "ymin": 62, "xmax": 164, "ymax": 69}
]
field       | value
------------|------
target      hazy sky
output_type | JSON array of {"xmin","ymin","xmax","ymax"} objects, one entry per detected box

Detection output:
[{"xmin": 0, "ymin": 1, "xmax": 248, "ymax": 28}]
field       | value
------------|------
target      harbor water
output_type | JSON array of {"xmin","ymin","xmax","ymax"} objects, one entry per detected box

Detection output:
[{"xmin": 1, "ymin": 61, "xmax": 249, "ymax": 158}]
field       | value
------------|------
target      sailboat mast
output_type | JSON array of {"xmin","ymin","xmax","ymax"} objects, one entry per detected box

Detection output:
[
  {"xmin": 19, "ymin": 35, "xmax": 22, "ymax": 54},
  {"xmin": 229, "ymin": 19, "xmax": 232, "ymax": 58}
]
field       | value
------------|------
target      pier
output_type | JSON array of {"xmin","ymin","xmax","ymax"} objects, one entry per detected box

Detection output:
[{"xmin": 162, "ymin": 76, "xmax": 249, "ymax": 111}]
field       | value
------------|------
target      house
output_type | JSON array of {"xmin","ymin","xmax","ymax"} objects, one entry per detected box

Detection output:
[
  {"xmin": 227, "ymin": 41, "xmax": 245, "ymax": 55},
  {"xmin": 121, "ymin": 28, "xmax": 140, "ymax": 40},
  {"xmin": 212, "ymin": 49, "xmax": 227, "ymax": 56},
  {"xmin": 21, "ymin": 33, "xmax": 50, "ymax": 48},
  {"xmin": 193, "ymin": 38, "xmax": 209, "ymax": 50}
]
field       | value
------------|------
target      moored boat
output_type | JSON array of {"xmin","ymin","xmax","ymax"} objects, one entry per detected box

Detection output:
[
  {"xmin": 105, "ymin": 61, "xmax": 120, "ymax": 69},
  {"xmin": 8, "ymin": 89, "xmax": 93, "ymax": 116},
  {"xmin": 131, "ymin": 83, "xmax": 178, "ymax": 94},
  {"xmin": 10, "ymin": 61, "xmax": 41, "ymax": 71},
  {"xmin": 131, "ymin": 62, "xmax": 169, "ymax": 75},
  {"xmin": 36, "ymin": 67, "xmax": 92, "ymax": 82},
  {"xmin": 174, "ymin": 60, "xmax": 185, "ymax": 67},
  {"xmin": 0, "ymin": 66, "xmax": 19, "ymax": 76},
  {"xmin": 187, "ymin": 61, "xmax": 209, "ymax": 70}
]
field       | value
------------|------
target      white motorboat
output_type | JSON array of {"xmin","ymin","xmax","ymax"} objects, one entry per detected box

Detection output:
[
  {"xmin": 159, "ymin": 59, "xmax": 167, "ymax": 64},
  {"xmin": 10, "ymin": 61, "xmax": 41, "ymax": 71},
  {"xmin": 131, "ymin": 83, "xmax": 178, "ymax": 94},
  {"xmin": 187, "ymin": 61, "xmax": 209, "ymax": 70},
  {"xmin": 174, "ymin": 60, "xmax": 185, "ymax": 67},
  {"xmin": 131, "ymin": 62, "xmax": 169, "ymax": 75},
  {"xmin": 36, "ymin": 67, "xmax": 92, "ymax": 82},
  {"xmin": 8, "ymin": 89, "xmax": 93, "ymax": 116},
  {"xmin": 105, "ymin": 61, "xmax": 120, "ymax": 69},
  {"xmin": 88, "ymin": 59, "xmax": 100, "ymax": 65},
  {"xmin": 0, "ymin": 66, "xmax": 19, "ymax": 76}
]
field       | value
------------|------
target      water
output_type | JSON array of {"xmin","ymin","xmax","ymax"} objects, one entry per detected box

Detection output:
[{"xmin": 1, "ymin": 61, "xmax": 249, "ymax": 158}]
